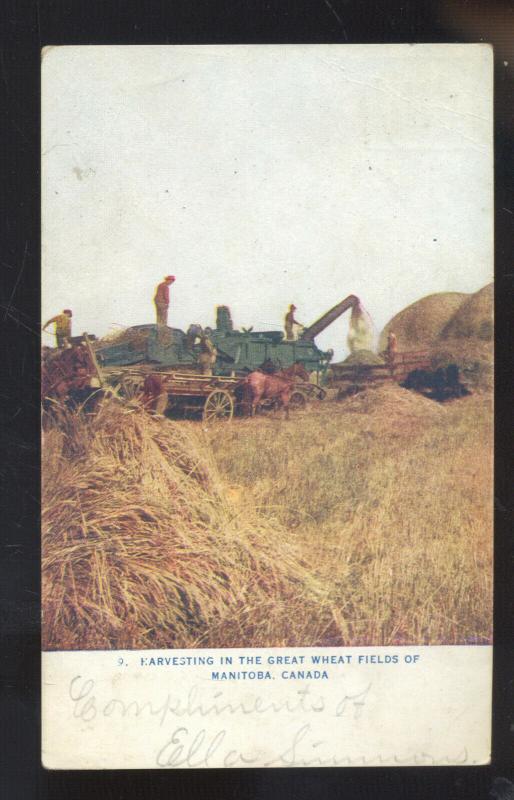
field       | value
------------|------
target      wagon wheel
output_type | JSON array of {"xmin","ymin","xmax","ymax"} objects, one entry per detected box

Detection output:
[
  {"xmin": 203, "ymin": 389, "xmax": 234, "ymax": 422},
  {"xmin": 289, "ymin": 389, "xmax": 308, "ymax": 409}
]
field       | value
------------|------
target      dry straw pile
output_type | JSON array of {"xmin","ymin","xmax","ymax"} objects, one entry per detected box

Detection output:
[
  {"xmin": 95, "ymin": 326, "xmax": 149, "ymax": 348},
  {"xmin": 379, "ymin": 284, "xmax": 493, "ymax": 390},
  {"xmin": 379, "ymin": 291, "xmax": 467, "ymax": 351},
  {"xmin": 433, "ymin": 283, "xmax": 493, "ymax": 390},
  {"xmin": 440, "ymin": 283, "xmax": 493, "ymax": 341},
  {"xmin": 338, "ymin": 383, "xmax": 444, "ymax": 420},
  {"xmin": 42, "ymin": 402, "xmax": 327, "ymax": 651}
]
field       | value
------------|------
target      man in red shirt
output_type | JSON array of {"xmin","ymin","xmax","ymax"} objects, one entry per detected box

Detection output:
[{"xmin": 154, "ymin": 275, "xmax": 175, "ymax": 326}]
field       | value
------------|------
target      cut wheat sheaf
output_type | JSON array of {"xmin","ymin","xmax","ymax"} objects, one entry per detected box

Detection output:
[
  {"xmin": 42, "ymin": 381, "xmax": 492, "ymax": 650},
  {"xmin": 42, "ymin": 402, "xmax": 331, "ymax": 650}
]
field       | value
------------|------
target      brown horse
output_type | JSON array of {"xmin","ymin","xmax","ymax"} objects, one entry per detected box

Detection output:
[{"xmin": 242, "ymin": 362, "xmax": 310, "ymax": 419}]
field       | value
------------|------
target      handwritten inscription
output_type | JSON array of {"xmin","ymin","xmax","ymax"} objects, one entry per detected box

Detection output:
[
  {"xmin": 64, "ymin": 674, "xmax": 471, "ymax": 768},
  {"xmin": 69, "ymin": 676, "xmax": 371, "ymax": 725}
]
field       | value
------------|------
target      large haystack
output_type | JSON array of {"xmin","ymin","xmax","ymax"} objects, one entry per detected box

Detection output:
[
  {"xmin": 430, "ymin": 284, "xmax": 493, "ymax": 389},
  {"xmin": 439, "ymin": 283, "xmax": 493, "ymax": 341},
  {"xmin": 379, "ymin": 292, "xmax": 468, "ymax": 352},
  {"xmin": 42, "ymin": 402, "xmax": 325, "ymax": 650}
]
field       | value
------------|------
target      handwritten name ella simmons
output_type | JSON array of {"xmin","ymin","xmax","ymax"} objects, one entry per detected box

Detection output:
[
  {"xmin": 65, "ymin": 677, "xmax": 472, "ymax": 768},
  {"xmin": 155, "ymin": 724, "xmax": 469, "ymax": 768}
]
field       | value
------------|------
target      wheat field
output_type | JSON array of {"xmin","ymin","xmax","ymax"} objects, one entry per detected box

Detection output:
[
  {"xmin": 207, "ymin": 386, "xmax": 493, "ymax": 646},
  {"xmin": 42, "ymin": 385, "xmax": 492, "ymax": 650}
]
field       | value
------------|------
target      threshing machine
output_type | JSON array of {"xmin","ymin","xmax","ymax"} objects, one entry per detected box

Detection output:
[{"xmin": 94, "ymin": 295, "xmax": 360, "ymax": 376}]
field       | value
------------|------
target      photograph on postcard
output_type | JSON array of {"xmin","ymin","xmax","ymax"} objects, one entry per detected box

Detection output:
[{"xmin": 41, "ymin": 44, "xmax": 493, "ymax": 768}]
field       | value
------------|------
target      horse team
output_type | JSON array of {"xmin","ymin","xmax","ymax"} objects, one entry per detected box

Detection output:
[{"xmin": 143, "ymin": 362, "xmax": 310, "ymax": 419}]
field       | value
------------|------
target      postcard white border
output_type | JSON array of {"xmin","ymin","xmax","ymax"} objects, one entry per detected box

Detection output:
[{"xmin": 42, "ymin": 645, "xmax": 491, "ymax": 769}]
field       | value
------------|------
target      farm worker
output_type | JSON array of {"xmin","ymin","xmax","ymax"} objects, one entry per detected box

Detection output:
[
  {"xmin": 386, "ymin": 332, "xmax": 397, "ymax": 360},
  {"xmin": 198, "ymin": 334, "xmax": 217, "ymax": 376},
  {"xmin": 142, "ymin": 373, "xmax": 168, "ymax": 415},
  {"xmin": 284, "ymin": 304, "xmax": 302, "ymax": 341},
  {"xmin": 385, "ymin": 331, "xmax": 398, "ymax": 377},
  {"xmin": 154, "ymin": 275, "xmax": 175, "ymax": 326},
  {"xmin": 186, "ymin": 323, "xmax": 203, "ymax": 350},
  {"xmin": 42, "ymin": 309, "xmax": 72, "ymax": 348}
]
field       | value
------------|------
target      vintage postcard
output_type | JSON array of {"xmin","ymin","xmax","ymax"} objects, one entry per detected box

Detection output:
[{"xmin": 41, "ymin": 44, "xmax": 493, "ymax": 768}]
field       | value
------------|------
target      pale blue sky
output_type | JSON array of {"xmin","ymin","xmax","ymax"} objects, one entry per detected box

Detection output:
[{"xmin": 42, "ymin": 45, "xmax": 493, "ymax": 359}]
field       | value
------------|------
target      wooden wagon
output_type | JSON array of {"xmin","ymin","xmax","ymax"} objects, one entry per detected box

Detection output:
[
  {"xmin": 156, "ymin": 372, "xmax": 241, "ymax": 421},
  {"xmin": 99, "ymin": 367, "xmax": 238, "ymax": 421},
  {"xmin": 101, "ymin": 365, "xmax": 323, "ymax": 421}
]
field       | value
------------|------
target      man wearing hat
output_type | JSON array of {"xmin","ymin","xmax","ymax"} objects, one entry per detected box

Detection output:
[
  {"xmin": 284, "ymin": 304, "xmax": 301, "ymax": 341},
  {"xmin": 154, "ymin": 275, "xmax": 175, "ymax": 326},
  {"xmin": 43, "ymin": 308, "xmax": 73, "ymax": 348}
]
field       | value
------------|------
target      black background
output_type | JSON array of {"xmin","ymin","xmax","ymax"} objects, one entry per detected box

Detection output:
[{"xmin": 1, "ymin": 1, "xmax": 513, "ymax": 798}]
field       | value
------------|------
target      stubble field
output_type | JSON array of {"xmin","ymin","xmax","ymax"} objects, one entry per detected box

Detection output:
[
  {"xmin": 42, "ymin": 386, "xmax": 492, "ymax": 650},
  {"xmin": 207, "ymin": 386, "xmax": 493, "ymax": 647}
]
